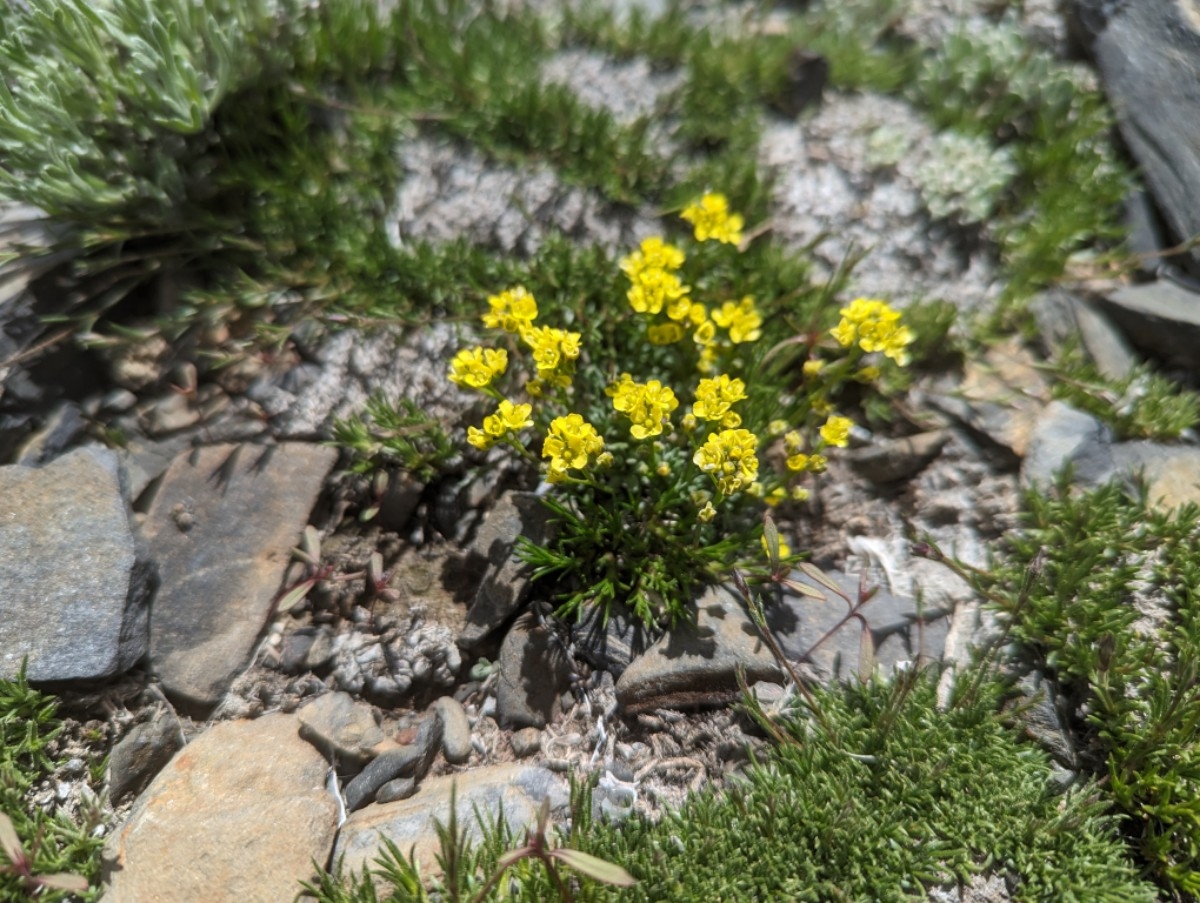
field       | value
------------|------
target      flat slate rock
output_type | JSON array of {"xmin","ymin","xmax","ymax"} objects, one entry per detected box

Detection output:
[
  {"xmin": 767, "ymin": 569, "xmax": 951, "ymax": 682},
  {"xmin": 101, "ymin": 713, "xmax": 337, "ymax": 903},
  {"xmin": 615, "ymin": 584, "xmax": 783, "ymax": 713},
  {"xmin": 335, "ymin": 764, "xmax": 568, "ymax": 881},
  {"xmin": 1078, "ymin": 0, "xmax": 1200, "ymax": 275},
  {"xmin": 1097, "ymin": 280, "xmax": 1200, "ymax": 372},
  {"xmin": 139, "ymin": 442, "xmax": 337, "ymax": 710},
  {"xmin": 0, "ymin": 446, "xmax": 152, "ymax": 681},
  {"xmin": 458, "ymin": 491, "xmax": 554, "ymax": 650}
]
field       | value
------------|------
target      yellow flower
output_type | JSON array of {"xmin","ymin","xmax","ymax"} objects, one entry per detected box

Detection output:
[
  {"xmin": 608, "ymin": 374, "xmax": 679, "ymax": 440},
  {"xmin": 543, "ymin": 413, "xmax": 604, "ymax": 482},
  {"xmin": 697, "ymin": 501, "xmax": 717, "ymax": 523},
  {"xmin": 791, "ymin": 486, "xmax": 811, "ymax": 502},
  {"xmin": 786, "ymin": 452, "xmax": 809, "ymax": 472},
  {"xmin": 448, "ymin": 347, "xmax": 507, "ymax": 390},
  {"xmin": 681, "ymin": 193, "xmax": 744, "ymax": 245},
  {"xmin": 693, "ymin": 428, "xmax": 759, "ymax": 496},
  {"xmin": 619, "ymin": 236, "xmax": 685, "ymax": 280},
  {"xmin": 808, "ymin": 453, "xmax": 828, "ymax": 473},
  {"xmin": 468, "ymin": 399, "xmax": 533, "ymax": 451},
  {"xmin": 692, "ymin": 374, "xmax": 747, "ymax": 427},
  {"xmin": 482, "ymin": 286, "xmax": 538, "ymax": 334},
  {"xmin": 711, "ymin": 296, "xmax": 762, "ymax": 344},
  {"xmin": 466, "ymin": 426, "xmax": 492, "ymax": 450},
  {"xmin": 656, "ymin": 461, "xmax": 671, "ymax": 477},
  {"xmin": 784, "ymin": 431, "xmax": 804, "ymax": 454},
  {"xmin": 802, "ymin": 359, "xmax": 824, "ymax": 377},
  {"xmin": 647, "ymin": 322, "xmax": 685, "ymax": 345},
  {"xmin": 666, "ymin": 293, "xmax": 693, "ymax": 322},
  {"xmin": 692, "ymin": 318, "xmax": 717, "ymax": 346},
  {"xmin": 766, "ymin": 486, "xmax": 788, "ymax": 507},
  {"xmin": 820, "ymin": 415, "xmax": 853, "ymax": 448},
  {"xmin": 855, "ymin": 365, "xmax": 881, "ymax": 382},
  {"xmin": 830, "ymin": 298, "xmax": 913, "ymax": 364},
  {"xmin": 522, "ymin": 325, "xmax": 581, "ymax": 375},
  {"xmin": 768, "ymin": 419, "xmax": 789, "ymax": 437},
  {"xmin": 627, "ymin": 267, "xmax": 689, "ymax": 316},
  {"xmin": 484, "ymin": 400, "xmax": 533, "ymax": 435}
]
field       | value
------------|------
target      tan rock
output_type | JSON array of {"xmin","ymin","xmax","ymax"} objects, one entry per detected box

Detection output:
[
  {"xmin": 1113, "ymin": 442, "xmax": 1200, "ymax": 510},
  {"xmin": 102, "ymin": 713, "xmax": 337, "ymax": 903},
  {"xmin": 955, "ymin": 339, "xmax": 1050, "ymax": 457}
]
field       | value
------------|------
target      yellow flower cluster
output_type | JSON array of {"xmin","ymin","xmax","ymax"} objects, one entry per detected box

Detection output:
[
  {"xmin": 681, "ymin": 192, "xmax": 744, "ymax": 245},
  {"xmin": 619, "ymin": 200, "xmax": 762, "ymax": 369},
  {"xmin": 830, "ymin": 298, "xmax": 913, "ymax": 365},
  {"xmin": 451, "ymin": 286, "xmax": 593, "ymax": 461},
  {"xmin": 711, "ymin": 296, "xmax": 762, "ymax": 344},
  {"xmin": 447, "ymin": 191, "xmax": 914, "ymax": 573},
  {"xmin": 692, "ymin": 374, "xmax": 747, "ymax": 428},
  {"xmin": 448, "ymin": 347, "xmax": 507, "ymax": 390},
  {"xmin": 467, "ymin": 400, "xmax": 533, "ymax": 451},
  {"xmin": 607, "ymin": 374, "xmax": 679, "ymax": 440},
  {"xmin": 543, "ymin": 413, "xmax": 605, "ymax": 483},
  {"xmin": 482, "ymin": 286, "xmax": 538, "ymax": 334},
  {"xmin": 621, "ymin": 237, "xmax": 689, "ymax": 317},
  {"xmin": 693, "ymin": 428, "xmax": 759, "ymax": 496},
  {"xmin": 523, "ymin": 324, "xmax": 581, "ymax": 388}
]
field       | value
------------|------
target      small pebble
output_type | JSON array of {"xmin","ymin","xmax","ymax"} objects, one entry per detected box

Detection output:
[
  {"xmin": 434, "ymin": 697, "xmax": 473, "ymax": 765},
  {"xmin": 510, "ymin": 727, "xmax": 542, "ymax": 758}
]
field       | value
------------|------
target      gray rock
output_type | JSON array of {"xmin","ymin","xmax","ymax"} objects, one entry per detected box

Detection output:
[
  {"xmin": 0, "ymin": 446, "xmax": 152, "ymax": 682},
  {"xmin": 459, "ymin": 492, "xmax": 556, "ymax": 650},
  {"xmin": 1030, "ymin": 288, "xmax": 1137, "ymax": 380},
  {"xmin": 510, "ymin": 727, "xmax": 542, "ymax": 758},
  {"xmin": 1078, "ymin": 0, "xmax": 1200, "ymax": 275},
  {"xmin": 572, "ymin": 600, "xmax": 660, "ymax": 680},
  {"xmin": 1021, "ymin": 401, "xmax": 1115, "ymax": 490},
  {"xmin": 846, "ymin": 430, "xmax": 949, "ymax": 484},
  {"xmin": 13, "ymin": 401, "xmax": 86, "ymax": 465},
  {"xmin": 107, "ymin": 709, "xmax": 184, "ymax": 804},
  {"xmin": 101, "ymin": 714, "xmax": 337, "ymax": 903},
  {"xmin": 761, "ymin": 92, "xmax": 1003, "ymax": 310},
  {"xmin": 615, "ymin": 584, "xmax": 783, "ymax": 714},
  {"xmin": 767, "ymin": 569, "xmax": 951, "ymax": 682},
  {"xmin": 495, "ymin": 616, "xmax": 574, "ymax": 729},
  {"xmin": 375, "ymin": 777, "xmax": 418, "ymax": 804},
  {"xmin": 138, "ymin": 442, "xmax": 337, "ymax": 711},
  {"xmin": 930, "ymin": 340, "xmax": 1049, "ymax": 458},
  {"xmin": 117, "ymin": 433, "xmax": 196, "ymax": 505},
  {"xmin": 342, "ymin": 714, "xmax": 442, "ymax": 812},
  {"xmin": 297, "ymin": 692, "xmax": 386, "ymax": 769},
  {"xmin": 433, "ymin": 696, "xmax": 472, "ymax": 765},
  {"xmin": 255, "ymin": 322, "xmax": 475, "ymax": 440},
  {"xmin": 1097, "ymin": 280, "xmax": 1200, "ymax": 371},
  {"xmin": 386, "ymin": 136, "xmax": 658, "ymax": 258},
  {"xmin": 334, "ymin": 764, "xmax": 568, "ymax": 880},
  {"xmin": 330, "ymin": 617, "xmax": 462, "ymax": 705}
]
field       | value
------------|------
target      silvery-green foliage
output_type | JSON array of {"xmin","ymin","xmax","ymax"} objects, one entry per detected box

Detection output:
[
  {"xmin": 0, "ymin": 0, "xmax": 293, "ymax": 222},
  {"xmin": 913, "ymin": 129, "xmax": 1016, "ymax": 224}
]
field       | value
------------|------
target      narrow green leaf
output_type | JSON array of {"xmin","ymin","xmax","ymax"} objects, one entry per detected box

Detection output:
[{"xmin": 550, "ymin": 848, "xmax": 637, "ymax": 886}]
